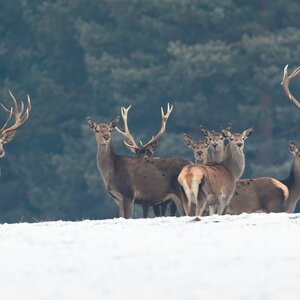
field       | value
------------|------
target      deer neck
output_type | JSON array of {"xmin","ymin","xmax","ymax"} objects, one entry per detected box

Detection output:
[
  {"xmin": 223, "ymin": 144, "xmax": 245, "ymax": 180},
  {"xmin": 283, "ymin": 157, "xmax": 300, "ymax": 213},
  {"xmin": 211, "ymin": 148, "xmax": 225, "ymax": 163},
  {"xmin": 97, "ymin": 140, "xmax": 117, "ymax": 187}
]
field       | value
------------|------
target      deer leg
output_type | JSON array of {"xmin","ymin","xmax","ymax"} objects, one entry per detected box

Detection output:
[
  {"xmin": 143, "ymin": 204, "xmax": 150, "ymax": 218},
  {"xmin": 217, "ymin": 201, "xmax": 228, "ymax": 215},
  {"xmin": 170, "ymin": 201, "xmax": 177, "ymax": 216},
  {"xmin": 180, "ymin": 188, "xmax": 191, "ymax": 216},
  {"xmin": 195, "ymin": 199, "xmax": 206, "ymax": 217},
  {"xmin": 113, "ymin": 198, "xmax": 124, "ymax": 218},
  {"xmin": 190, "ymin": 202, "xmax": 196, "ymax": 216},
  {"xmin": 153, "ymin": 205, "xmax": 162, "ymax": 217},
  {"xmin": 123, "ymin": 198, "xmax": 135, "ymax": 219},
  {"xmin": 160, "ymin": 202, "xmax": 168, "ymax": 216},
  {"xmin": 171, "ymin": 196, "xmax": 185, "ymax": 216},
  {"xmin": 208, "ymin": 205, "xmax": 215, "ymax": 216},
  {"xmin": 195, "ymin": 189, "xmax": 206, "ymax": 217}
]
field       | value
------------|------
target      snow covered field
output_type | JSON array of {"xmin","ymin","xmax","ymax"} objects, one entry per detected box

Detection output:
[{"xmin": 1, "ymin": 213, "xmax": 300, "ymax": 300}]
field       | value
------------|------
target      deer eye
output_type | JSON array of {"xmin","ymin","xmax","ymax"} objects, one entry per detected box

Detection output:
[{"xmin": 220, "ymin": 137, "xmax": 223, "ymax": 140}]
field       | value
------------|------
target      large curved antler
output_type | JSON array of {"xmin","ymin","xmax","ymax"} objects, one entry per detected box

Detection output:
[
  {"xmin": 141, "ymin": 103, "xmax": 173, "ymax": 148},
  {"xmin": 115, "ymin": 105, "xmax": 139, "ymax": 152},
  {"xmin": 0, "ymin": 90, "xmax": 31, "ymax": 136},
  {"xmin": 281, "ymin": 65, "xmax": 300, "ymax": 110}
]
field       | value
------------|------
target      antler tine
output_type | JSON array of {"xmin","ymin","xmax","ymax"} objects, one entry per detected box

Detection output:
[
  {"xmin": 1, "ymin": 92, "xmax": 31, "ymax": 134},
  {"xmin": 142, "ymin": 103, "xmax": 173, "ymax": 148},
  {"xmin": 0, "ymin": 107, "xmax": 13, "ymax": 132},
  {"xmin": 289, "ymin": 66, "xmax": 300, "ymax": 79},
  {"xmin": 282, "ymin": 65, "xmax": 300, "ymax": 110},
  {"xmin": 115, "ymin": 105, "xmax": 139, "ymax": 149},
  {"xmin": 0, "ymin": 103, "xmax": 12, "ymax": 113}
]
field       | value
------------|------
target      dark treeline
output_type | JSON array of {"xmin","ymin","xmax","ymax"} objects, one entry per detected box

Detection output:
[{"xmin": 0, "ymin": 0, "xmax": 300, "ymax": 222}]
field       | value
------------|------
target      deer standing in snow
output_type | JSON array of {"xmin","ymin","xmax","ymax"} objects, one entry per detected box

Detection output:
[
  {"xmin": 0, "ymin": 90, "xmax": 31, "ymax": 158},
  {"xmin": 87, "ymin": 108, "xmax": 190, "ymax": 219},
  {"xmin": 194, "ymin": 65, "xmax": 300, "ymax": 214},
  {"xmin": 178, "ymin": 127, "xmax": 252, "ymax": 216},
  {"xmin": 196, "ymin": 125, "xmax": 289, "ymax": 214},
  {"xmin": 115, "ymin": 104, "xmax": 177, "ymax": 217}
]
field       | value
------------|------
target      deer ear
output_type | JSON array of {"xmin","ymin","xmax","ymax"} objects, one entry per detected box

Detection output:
[
  {"xmin": 289, "ymin": 141, "xmax": 299, "ymax": 154},
  {"xmin": 87, "ymin": 117, "xmax": 96, "ymax": 129},
  {"xmin": 183, "ymin": 134, "xmax": 194, "ymax": 148},
  {"xmin": 242, "ymin": 128, "xmax": 253, "ymax": 139},
  {"xmin": 3, "ymin": 131, "xmax": 16, "ymax": 144},
  {"xmin": 221, "ymin": 128, "xmax": 231, "ymax": 138},
  {"xmin": 200, "ymin": 127, "xmax": 210, "ymax": 137},
  {"xmin": 222, "ymin": 123, "xmax": 232, "ymax": 132},
  {"xmin": 108, "ymin": 117, "xmax": 119, "ymax": 129}
]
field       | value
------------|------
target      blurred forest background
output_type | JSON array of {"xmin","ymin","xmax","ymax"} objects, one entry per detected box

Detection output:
[{"xmin": 0, "ymin": 0, "xmax": 300, "ymax": 222}]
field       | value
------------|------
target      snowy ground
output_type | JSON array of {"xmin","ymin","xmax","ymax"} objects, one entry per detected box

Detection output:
[{"xmin": 1, "ymin": 214, "xmax": 300, "ymax": 300}]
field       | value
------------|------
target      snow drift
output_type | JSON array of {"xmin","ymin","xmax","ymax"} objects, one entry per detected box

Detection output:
[{"xmin": 0, "ymin": 213, "xmax": 300, "ymax": 300}]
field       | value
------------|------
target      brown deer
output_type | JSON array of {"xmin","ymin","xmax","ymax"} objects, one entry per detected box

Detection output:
[
  {"xmin": 0, "ymin": 90, "xmax": 31, "ymax": 158},
  {"xmin": 115, "ymin": 104, "xmax": 177, "ymax": 217},
  {"xmin": 178, "ymin": 127, "xmax": 252, "ymax": 216},
  {"xmin": 279, "ymin": 64, "xmax": 300, "ymax": 213},
  {"xmin": 87, "ymin": 112, "xmax": 190, "ymax": 219},
  {"xmin": 183, "ymin": 134, "xmax": 210, "ymax": 164},
  {"xmin": 200, "ymin": 123, "xmax": 232, "ymax": 163},
  {"xmin": 196, "ymin": 125, "xmax": 289, "ymax": 214},
  {"xmin": 219, "ymin": 65, "xmax": 300, "ymax": 214}
]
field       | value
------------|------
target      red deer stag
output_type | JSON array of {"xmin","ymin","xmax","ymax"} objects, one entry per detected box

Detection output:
[
  {"xmin": 178, "ymin": 127, "xmax": 252, "ymax": 216},
  {"xmin": 115, "ymin": 103, "xmax": 177, "ymax": 217},
  {"xmin": 0, "ymin": 90, "xmax": 31, "ymax": 158},
  {"xmin": 87, "ymin": 111, "xmax": 190, "ymax": 219}
]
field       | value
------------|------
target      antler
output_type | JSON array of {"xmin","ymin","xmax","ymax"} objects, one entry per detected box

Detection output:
[
  {"xmin": 115, "ymin": 105, "xmax": 139, "ymax": 150},
  {"xmin": 281, "ymin": 65, "xmax": 300, "ymax": 110},
  {"xmin": 0, "ymin": 90, "xmax": 31, "ymax": 135},
  {"xmin": 141, "ymin": 103, "xmax": 173, "ymax": 148}
]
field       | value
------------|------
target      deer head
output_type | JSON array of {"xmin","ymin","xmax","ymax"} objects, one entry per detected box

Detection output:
[
  {"xmin": 0, "ymin": 90, "xmax": 31, "ymax": 158},
  {"xmin": 222, "ymin": 127, "xmax": 253, "ymax": 152},
  {"xmin": 87, "ymin": 117, "xmax": 119, "ymax": 145},
  {"xmin": 115, "ymin": 103, "xmax": 173, "ymax": 159},
  {"xmin": 289, "ymin": 141, "xmax": 300, "ymax": 160},
  {"xmin": 200, "ymin": 123, "xmax": 232, "ymax": 152},
  {"xmin": 183, "ymin": 134, "xmax": 209, "ymax": 164}
]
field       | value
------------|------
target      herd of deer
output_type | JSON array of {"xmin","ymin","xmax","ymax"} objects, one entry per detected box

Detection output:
[
  {"xmin": 0, "ymin": 66, "xmax": 299, "ymax": 220},
  {"xmin": 87, "ymin": 65, "xmax": 300, "ymax": 219}
]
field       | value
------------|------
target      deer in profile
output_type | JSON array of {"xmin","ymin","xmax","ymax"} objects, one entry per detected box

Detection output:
[
  {"xmin": 87, "ymin": 107, "xmax": 190, "ymax": 219},
  {"xmin": 178, "ymin": 127, "xmax": 252, "ymax": 216},
  {"xmin": 0, "ymin": 90, "xmax": 31, "ymax": 158},
  {"xmin": 115, "ymin": 103, "xmax": 177, "ymax": 217}
]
